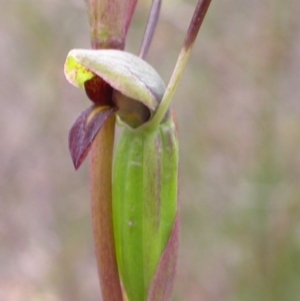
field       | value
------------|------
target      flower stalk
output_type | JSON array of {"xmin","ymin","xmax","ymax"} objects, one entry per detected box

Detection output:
[
  {"xmin": 148, "ymin": 0, "xmax": 212, "ymax": 129},
  {"xmin": 84, "ymin": 1, "xmax": 137, "ymax": 301},
  {"xmin": 85, "ymin": 0, "xmax": 137, "ymax": 49},
  {"xmin": 139, "ymin": 0, "xmax": 161, "ymax": 59},
  {"xmin": 89, "ymin": 115, "xmax": 120, "ymax": 301}
]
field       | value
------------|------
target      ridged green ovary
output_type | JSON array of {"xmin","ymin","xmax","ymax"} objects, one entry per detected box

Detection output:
[{"xmin": 112, "ymin": 115, "xmax": 178, "ymax": 301}]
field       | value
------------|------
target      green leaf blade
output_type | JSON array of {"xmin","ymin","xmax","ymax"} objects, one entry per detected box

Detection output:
[{"xmin": 113, "ymin": 115, "xmax": 178, "ymax": 301}]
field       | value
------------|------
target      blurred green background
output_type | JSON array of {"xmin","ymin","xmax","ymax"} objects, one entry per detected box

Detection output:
[{"xmin": 1, "ymin": 0, "xmax": 300, "ymax": 300}]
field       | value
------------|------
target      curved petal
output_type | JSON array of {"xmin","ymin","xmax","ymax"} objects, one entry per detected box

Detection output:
[
  {"xmin": 69, "ymin": 105, "xmax": 117, "ymax": 169},
  {"xmin": 64, "ymin": 49, "xmax": 166, "ymax": 113}
]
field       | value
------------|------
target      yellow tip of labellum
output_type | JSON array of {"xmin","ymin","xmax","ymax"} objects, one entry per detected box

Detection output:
[{"xmin": 64, "ymin": 55, "xmax": 95, "ymax": 88}]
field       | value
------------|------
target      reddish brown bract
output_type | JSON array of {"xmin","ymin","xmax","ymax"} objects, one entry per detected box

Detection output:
[{"xmin": 69, "ymin": 105, "xmax": 117, "ymax": 169}]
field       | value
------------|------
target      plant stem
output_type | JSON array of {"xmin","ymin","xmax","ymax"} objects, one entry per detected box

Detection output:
[
  {"xmin": 85, "ymin": 1, "xmax": 138, "ymax": 300},
  {"xmin": 85, "ymin": 0, "xmax": 131, "ymax": 49},
  {"xmin": 89, "ymin": 115, "xmax": 122, "ymax": 301},
  {"xmin": 84, "ymin": 0, "xmax": 137, "ymax": 49},
  {"xmin": 148, "ymin": 0, "xmax": 212, "ymax": 129},
  {"xmin": 139, "ymin": 0, "xmax": 162, "ymax": 59}
]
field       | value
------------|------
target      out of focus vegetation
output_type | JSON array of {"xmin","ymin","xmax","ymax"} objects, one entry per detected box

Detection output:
[{"xmin": 1, "ymin": 0, "xmax": 300, "ymax": 300}]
